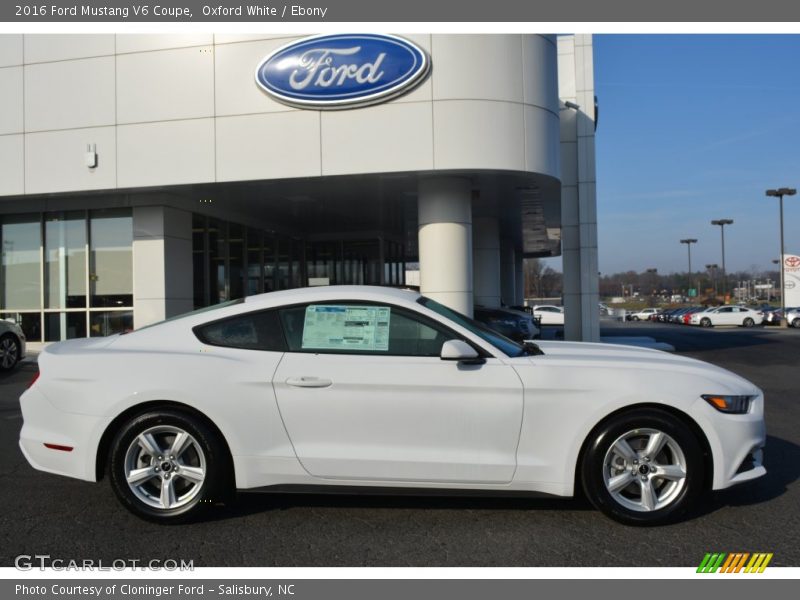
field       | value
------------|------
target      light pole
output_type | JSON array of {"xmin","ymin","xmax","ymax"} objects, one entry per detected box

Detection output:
[
  {"xmin": 706, "ymin": 263, "xmax": 719, "ymax": 298},
  {"xmin": 710, "ymin": 219, "xmax": 733, "ymax": 299},
  {"xmin": 766, "ymin": 188, "xmax": 796, "ymax": 328},
  {"xmin": 646, "ymin": 268, "xmax": 658, "ymax": 299},
  {"xmin": 680, "ymin": 238, "xmax": 697, "ymax": 299}
]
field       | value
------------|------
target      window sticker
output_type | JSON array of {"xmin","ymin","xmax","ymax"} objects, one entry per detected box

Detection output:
[{"xmin": 301, "ymin": 305, "xmax": 391, "ymax": 351}]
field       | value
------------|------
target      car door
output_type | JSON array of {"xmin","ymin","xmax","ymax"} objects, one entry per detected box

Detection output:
[
  {"xmin": 714, "ymin": 306, "xmax": 735, "ymax": 325},
  {"xmin": 272, "ymin": 301, "xmax": 524, "ymax": 484}
]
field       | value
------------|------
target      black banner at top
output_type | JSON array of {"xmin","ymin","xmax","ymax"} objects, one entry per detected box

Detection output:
[{"xmin": 3, "ymin": 0, "xmax": 800, "ymax": 22}]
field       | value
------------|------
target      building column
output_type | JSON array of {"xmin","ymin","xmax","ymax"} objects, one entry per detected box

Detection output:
[
  {"xmin": 418, "ymin": 177, "xmax": 473, "ymax": 316},
  {"xmin": 560, "ymin": 34, "xmax": 600, "ymax": 342},
  {"xmin": 514, "ymin": 250, "xmax": 525, "ymax": 306},
  {"xmin": 473, "ymin": 217, "xmax": 501, "ymax": 308},
  {"xmin": 500, "ymin": 237, "xmax": 515, "ymax": 306},
  {"xmin": 133, "ymin": 206, "xmax": 193, "ymax": 329}
]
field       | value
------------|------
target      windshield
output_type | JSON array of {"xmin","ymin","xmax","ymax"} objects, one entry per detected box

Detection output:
[{"xmin": 417, "ymin": 296, "xmax": 527, "ymax": 357}]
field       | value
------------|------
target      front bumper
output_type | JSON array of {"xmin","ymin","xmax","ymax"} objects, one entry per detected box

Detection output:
[{"xmin": 692, "ymin": 394, "xmax": 767, "ymax": 490}]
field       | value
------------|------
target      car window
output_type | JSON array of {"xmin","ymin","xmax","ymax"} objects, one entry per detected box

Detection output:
[
  {"xmin": 279, "ymin": 303, "xmax": 453, "ymax": 357},
  {"xmin": 194, "ymin": 309, "xmax": 286, "ymax": 351}
]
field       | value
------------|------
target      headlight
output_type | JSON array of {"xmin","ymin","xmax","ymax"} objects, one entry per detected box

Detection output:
[{"xmin": 702, "ymin": 394, "xmax": 754, "ymax": 414}]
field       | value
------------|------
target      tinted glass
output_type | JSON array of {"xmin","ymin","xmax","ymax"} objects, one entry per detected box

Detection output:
[
  {"xmin": 279, "ymin": 303, "xmax": 452, "ymax": 357},
  {"xmin": 195, "ymin": 310, "xmax": 286, "ymax": 352}
]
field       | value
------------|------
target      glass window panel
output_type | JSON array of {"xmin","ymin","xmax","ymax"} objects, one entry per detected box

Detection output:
[
  {"xmin": 44, "ymin": 311, "xmax": 87, "ymax": 341},
  {"xmin": 208, "ymin": 219, "xmax": 227, "ymax": 304},
  {"xmin": 1, "ymin": 215, "xmax": 41, "ymax": 310},
  {"xmin": 279, "ymin": 303, "xmax": 451, "ymax": 357},
  {"xmin": 90, "ymin": 310, "xmax": 133, "ymax": 337},
  {"xmin": 45, "ymin": 212, "xmax": 87, "ymax": 309},
  {"xmin": 263, "ymin": 234, "xmax": 275, "ymax": 292},
  {"xmin": 192, "ymin": 215, "xmax": 207, "ymax": 309},
  {"xmin": 89, "ymin": 209, "xmax": 132, "ymax": 308},
  {"xmin": 229, "ymin": 223, "xmax": 244, "ymax": 300},
  {"xmin": 1, "ymin": 312, "xmax": 41, "ymax": 343},
  {"xmin": 195, "ymin": 310, "xmax": 285, "ymax": 352}
]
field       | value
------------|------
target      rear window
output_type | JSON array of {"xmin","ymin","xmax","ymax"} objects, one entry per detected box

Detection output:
[{"xmin": 194, "ymin": 310, "xmax": 286, "ymax": 352}]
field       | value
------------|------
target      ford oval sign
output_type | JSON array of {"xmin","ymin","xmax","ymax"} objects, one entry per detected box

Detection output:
[{"xmin": 255, "ymin": 34, "xmax": 430, "ymax": 109}]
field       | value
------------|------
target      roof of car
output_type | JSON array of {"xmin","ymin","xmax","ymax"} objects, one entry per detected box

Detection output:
[{"xmin": 242, "ymin": 285, "xmax": 423, "ymax": 307}]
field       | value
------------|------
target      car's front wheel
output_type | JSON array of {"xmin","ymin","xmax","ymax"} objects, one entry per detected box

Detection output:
[
  {"xmin": 581, "ymin": 408, "xmax": 705, "ymax": 526},
  {"xmin": 700, "ymin": 318, "xmax": 712, "ymax": 328},
  {"xmin": 109, "ymin": 410, "xmax": 232, "ymax": 522},
  {"xmin": 0, "ymin": 333, "xmax": 20, "ymax": 371}
]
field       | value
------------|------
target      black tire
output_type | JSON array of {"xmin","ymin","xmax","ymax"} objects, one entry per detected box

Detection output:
[
  {"xmin": 632, "ymin": 316, "xmax": 640, "ymax": 321},
  {"xmin": 700, "ymin": 318, "xmax": 712, "ymax": 328},
  {"xmin": 743, "ymin": 317, "xmax": 755, "ymax": 328},
  {"xmin": 109, "ymin": 409, "xmax": 233, "ymax": 523},
  {"xmin": 580, "ymin": 408, "xmax": 705, "ymax": 526},
  {"xmin": 792, "ymin": 318, "xmax": 800, "ymax": 329},
  {"xmin": 0, "ymin": 333, "xmax": 21, "ymax": 371}
]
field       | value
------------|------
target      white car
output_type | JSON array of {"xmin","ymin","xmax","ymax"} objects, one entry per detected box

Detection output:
[
  {"xmin": 628, "ymin": 308, "xmax": 661, "ymax": 321},
  {"xmin": 532, "ymin": 305, "xmax": 565, "ymax": 326},
  {"xmin": 690, "ymin": 306, "xmax": 763, "ymax": 328},
  {"xmin": 786, "ymin": 308, "xmax": 800, "ymax": 328},
  {"xmin": 0, "ymin": 318, "xmax": 27, "ymax": 371},
  {"xmin": 20, "ymin": 286, "xmax": 766, "ymax": 525}
]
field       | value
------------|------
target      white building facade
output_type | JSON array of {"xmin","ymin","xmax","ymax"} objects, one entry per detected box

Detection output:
[{"xmin": 0, "ymin": 33, "xmax": 598, "ymax": 342}]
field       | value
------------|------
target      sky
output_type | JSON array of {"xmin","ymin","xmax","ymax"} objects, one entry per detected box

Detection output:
[{"xmin": 576, "ymin": 34, "xmax": 800, "ymax": 276}]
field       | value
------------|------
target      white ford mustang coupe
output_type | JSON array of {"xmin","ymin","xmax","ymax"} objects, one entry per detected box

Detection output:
[{"xmin": 20, "ymin": 286, "xmax": 766, "ymax": 525}]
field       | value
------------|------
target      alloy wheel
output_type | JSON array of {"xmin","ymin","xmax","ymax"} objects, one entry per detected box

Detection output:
[
  {"xmin": 602, "ymin": 428, "xmax": 688, "ymax": 512},
  {"xmin": 0, "ymin": 336, "xmax": 19, "ymax": 370},
  {"xmin": 123, "ymin": 425, "xmax": 206, "ymax": 510}
]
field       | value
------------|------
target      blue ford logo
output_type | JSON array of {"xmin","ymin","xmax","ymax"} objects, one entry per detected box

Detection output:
[{"xmin": 255, "ymin": 34, "xmax": 430, "ymax": 109}]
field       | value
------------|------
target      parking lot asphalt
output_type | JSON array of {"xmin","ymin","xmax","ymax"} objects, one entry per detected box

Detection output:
[{"xmin": 1, "ymin": 322, "xmax": 798, "ymax": 567}]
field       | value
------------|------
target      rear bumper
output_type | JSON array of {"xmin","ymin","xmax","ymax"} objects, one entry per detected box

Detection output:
[{"xmin": 19, "ymin": 386, "xmax": 109, "ymax": 482}]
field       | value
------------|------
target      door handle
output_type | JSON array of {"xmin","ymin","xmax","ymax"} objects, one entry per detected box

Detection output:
[{"xmin": 285, "ymin": 376, "xmax": 333, "ymax": 388}]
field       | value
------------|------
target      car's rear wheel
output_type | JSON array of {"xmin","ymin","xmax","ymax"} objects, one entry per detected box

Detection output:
[
  {"xmin": 109, "ymin": 410, "xmax": 232, "ymax": 522},
  {"xmin": 700, "ymin": 318, "xmax": 712, "ymax": 328},
  {"xmin": 581, "ymin": 408, "xmax": 705, "ymax": 526},
  {"xmin": 792, "ymin": 318, "xmax": 800, "ymax": 328},
  {"xmin": 743, "ymin": 317, "xmax": 755, "ymax": 327},
  {"xmin": 0, "ymin": 334, "xmax": 20, "ymax": 371}
]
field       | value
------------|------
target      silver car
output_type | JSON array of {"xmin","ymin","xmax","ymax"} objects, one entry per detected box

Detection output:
[
  {"xmin": 786, "ymin": 308, "xmax": 800, "ymax": 328},
  {"xmin": 0, "ymin": 319, "xmax": 27, "ymax": 371}
]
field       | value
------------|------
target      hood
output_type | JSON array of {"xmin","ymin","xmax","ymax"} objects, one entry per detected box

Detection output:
[{"xmin": 530, "ymin": 340, "xmax": 759, "ymax": 395}]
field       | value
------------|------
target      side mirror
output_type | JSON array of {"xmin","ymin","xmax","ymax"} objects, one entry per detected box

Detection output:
[{"xmin": 440, "ymin": 339, "xmax": 484, "ymax": 364}]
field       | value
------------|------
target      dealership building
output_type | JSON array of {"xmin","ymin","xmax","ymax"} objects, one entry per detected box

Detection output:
[{"xmin": 0, "ymin": 33, "xmax": 598, "ymax": 343}]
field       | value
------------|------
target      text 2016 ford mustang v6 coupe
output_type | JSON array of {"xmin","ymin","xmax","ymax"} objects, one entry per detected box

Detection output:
[{"xmin": 19, "ymin": 286, "xmax": 766, "ymax": 525}]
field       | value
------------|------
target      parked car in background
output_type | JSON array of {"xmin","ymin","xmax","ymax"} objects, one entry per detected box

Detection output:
[
  {"xmin": 474, "ymin": 306, "xmax": 540, "ymax": 341},
  {"xmin": 0, "ymin": 318, "xmax": 27, "ymax": 371},
  {"xmin": 786, "ymin": 308, "xmax": 800, "ymax": 328},
  {"xmin": 690, "ymin": 306, "xmax": 763, "ymax": 328},
  {"xmin": 763, "ymin": 308, "xmax": 783, "ymax": 326},
  {"xmin": 628, "ymin": 308, "xmax": 661, "ymax": 321},
  {"xmin": 531, "ymin": 305, "xmax": 565, "ymax": 326}
]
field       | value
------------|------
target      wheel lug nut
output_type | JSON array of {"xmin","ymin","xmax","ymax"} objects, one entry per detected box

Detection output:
[
  {"xmin": 644, "ymin": 457, "xmax": 650, "ymax": 462},
  {"xmin": 640, "ymin": 475, "xmax": 647, "ymax": 481},
  {"xmin": 154, "ymin": 467, "xmax": 160, "ymax": 472}
]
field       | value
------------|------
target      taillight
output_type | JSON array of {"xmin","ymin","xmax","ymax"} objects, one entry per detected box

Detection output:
[{"xmin": 27, "ymin": 370, "xmax": 40, "ymax": 390}]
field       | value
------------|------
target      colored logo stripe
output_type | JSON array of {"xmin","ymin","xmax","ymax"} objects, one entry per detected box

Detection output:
[{"xmin": 697, "ymin": 552, "xmax": 773, "ymax": 573}]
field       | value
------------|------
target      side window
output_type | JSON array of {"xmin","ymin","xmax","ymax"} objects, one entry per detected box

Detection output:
[
  {"xmin": 194, "ymin": 310, "xmax": 286, "ymax": 351},
  {"xmin": 279, "ymin": 303, "xmax": 453, "ymax": 357}
]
